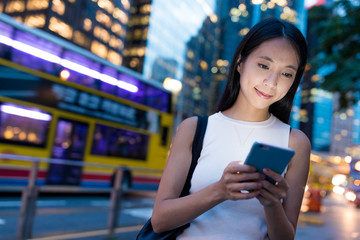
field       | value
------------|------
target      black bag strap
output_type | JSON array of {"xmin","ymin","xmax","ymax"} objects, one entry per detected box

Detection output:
[{"xmin": 180, "ymin": 116, "xmax": 208, "ymax": 197}]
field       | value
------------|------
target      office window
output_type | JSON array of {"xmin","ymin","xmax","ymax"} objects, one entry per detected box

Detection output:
[
  {"xmin": 83, "ymin": 18, "xmax": 92, "ymax": 31},
  {"xmin": 96, "ymin": 10, "xmax": 112, "ymax": 28},
  {"xmin": 49, "ymin": 17, "xmax": 73, "ymax": 39},
  {"xmin": 94, "ymin": 26, "xmax": 110, "ymax": 43},
  {"xmin": 73, "ymin": 30, "xmax": 89, "ymax": 48},
  {"xmin": 91, "ymin": 40, "xmax": 107, "ymax": 58},
  {"xmin": 107, "ymin": 50, "xmax": 122, "ymax": 65},
  {"xmin": 5, "ymin": 0, "xmax": 25, "ymax": 13},
  {"xmin": 27, "ymin": 0, "xmax": 49, "ymax": 10},
  {"xmin": 25, "ymin": 14, "xmax": 46, "ymax": 28},
  {"xmin": 113, "ymin": 8, "xmax": 128, "ymax": 24},
  {"xmin": 52, "ymin": 0, "xmax": 65, "ymax": 15}
]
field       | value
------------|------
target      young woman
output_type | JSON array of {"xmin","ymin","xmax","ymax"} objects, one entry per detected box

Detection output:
[{"xmin": 151, "ymin": 17, "xmax": 310, "ymax": 239}]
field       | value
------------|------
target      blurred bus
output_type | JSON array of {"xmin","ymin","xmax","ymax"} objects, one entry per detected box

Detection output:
[{"xmin": 0, "ymin": 13, "xmax": 173, "ymax": 190}]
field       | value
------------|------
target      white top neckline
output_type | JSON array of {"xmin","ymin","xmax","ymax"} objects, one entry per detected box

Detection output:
[{"xmin": 217, "ymin": 111, "xmax": 276, "ymax": 127}]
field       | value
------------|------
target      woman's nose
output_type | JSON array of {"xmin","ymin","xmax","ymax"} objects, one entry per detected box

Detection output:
[{"xmin": 263, "ymin": 72, "xmax": 278, "ymax": 87}]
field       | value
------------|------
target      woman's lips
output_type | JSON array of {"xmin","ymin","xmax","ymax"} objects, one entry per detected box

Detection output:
[{"xmin": 255, "ymin": 88, "xmax": 272, "ymax": 99}]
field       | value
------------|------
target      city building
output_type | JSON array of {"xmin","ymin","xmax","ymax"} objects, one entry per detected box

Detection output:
[
  {"xmin": 0, "ymin": 0, "xmax": 131, "ymax": 65},
  {"xmin": 122, "ymin": 0, "xmax": 150, "ymax": 74},
  {"xmin": 122, "ymin": 0, "xmax": 217, "ymax": 84},
  {"xmin": 299, "ymin": 0, "xmax": 335, "ymax": 152},
  {"xmin": 182, "ymin": 16, "xmax": 221, "ymax": 117}
]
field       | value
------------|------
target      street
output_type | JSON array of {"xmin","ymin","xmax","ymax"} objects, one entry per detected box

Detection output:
[{"xmin": 0, "ymin": 192, "xmax": 359, "ymax": 240}]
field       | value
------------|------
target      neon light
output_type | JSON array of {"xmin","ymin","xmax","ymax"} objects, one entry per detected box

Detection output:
[
  {"xmin": 117, "ymin": 80, "xmax": 139, "ymax": 93},
  {"xmin": 60, "ymin": 59, "xmax": 101, "ymax": 79},
  {"xmin": 99, "ymin": 74, "xmax": 118, "ymax": 86},
  {"xmin": 0, "ymin": 33, "xmax": 138, "ymax": 93},
  {"xmin": 12, "ymin": 40, "xmax": 61, "ymax": 63},
  {"xmin": 1, "ymin": 105, "xmax": 52, "ymax": 121},
  {"xmin": 0, "ymin": 35, "xmax": 13, "ymax": 46}
]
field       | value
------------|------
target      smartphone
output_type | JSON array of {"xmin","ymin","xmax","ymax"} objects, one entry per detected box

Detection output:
[{"xmin": 244, "ymin": 142, "xmax": 295, "ymax": 184}]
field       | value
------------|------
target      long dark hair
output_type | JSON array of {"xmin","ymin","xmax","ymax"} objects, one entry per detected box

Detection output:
[{"xmin": 216, "ymin": 17, "xmax": 308, "ymax": 124}]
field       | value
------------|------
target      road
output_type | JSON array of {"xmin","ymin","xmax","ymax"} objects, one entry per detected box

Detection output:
[{"xmin": 0, "ymin": 192, "xmax": 359, "ymax": 239}]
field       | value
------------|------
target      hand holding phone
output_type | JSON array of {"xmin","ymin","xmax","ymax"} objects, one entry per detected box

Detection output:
[{"xmin": 244, "ymin": 142, "xmax": 295, "ymax": 184}]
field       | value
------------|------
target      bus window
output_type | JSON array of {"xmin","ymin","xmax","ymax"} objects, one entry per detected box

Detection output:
[
  {"xmin": 161, "ymin": 126, "xmax": 169, "ymax": 146},
  {"xmin": 0, "ymin": 103, "xmax": 51, "ymax": 147},
  {"xmin": 91, "ymin": 124, "xmax": 149, "ymax": 160},
  {"xmin": 47, "ymin": 119, "xmax": 88, "ymax": 185}
]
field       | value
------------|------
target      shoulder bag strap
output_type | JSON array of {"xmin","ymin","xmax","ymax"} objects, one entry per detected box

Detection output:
[{"xmin": 180, "ymin": 116, "xmax": 208, "ymax": 197}]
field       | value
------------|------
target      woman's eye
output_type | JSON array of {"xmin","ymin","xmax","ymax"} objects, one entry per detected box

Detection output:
[
  {"xmin": 282, "ymin": 72, "xmax": 293, "ymax": 78},
  {"xmin": 258, "ymin": 63, "xmax": 268, "ymax": 69}
]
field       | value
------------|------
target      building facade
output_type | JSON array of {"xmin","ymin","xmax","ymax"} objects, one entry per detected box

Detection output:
[
  {"xmin": 122, "ymin": 0, "xmax": 217, "ymax": 83},
  {"xmin": 182, "ymin": 16, "xmax": 221, "ymax": 117},
  {"xmin": 0, "ymin": 0, "xmax": 131, "ymax": 65}
]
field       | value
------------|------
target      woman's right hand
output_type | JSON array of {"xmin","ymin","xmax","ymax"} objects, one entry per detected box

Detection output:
[{"xmin": 216, "ymin": 161, "xmax": 265, "ymax": 201}]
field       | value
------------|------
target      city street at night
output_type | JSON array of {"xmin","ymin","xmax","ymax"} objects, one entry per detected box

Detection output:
[
  {"xmin": 0, "ymin": 192, "xmax": 360, "ymax": 240},
  {"xmin": 1, "ymin": 0, "xmax": 360, "ymax": 239}
]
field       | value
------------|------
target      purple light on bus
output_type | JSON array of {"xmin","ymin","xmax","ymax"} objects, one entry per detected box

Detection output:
[
  {"xmin": 0, "ymin": 33, "xmax": 138, "ymax": 93},
  {"xmin": 1, "ymin": 104, "xmax": 52, "ymax": 121},
  {"xmin": 60, "ymin": 59, "xmax": 101, "ymax": 80},
  {"xmin": 0, "ymin": 34, "xmax": 12, "ymax": 46},
  {"xmin": 117, "ymin": 80, "xmax": 139, "ymax": 93}
]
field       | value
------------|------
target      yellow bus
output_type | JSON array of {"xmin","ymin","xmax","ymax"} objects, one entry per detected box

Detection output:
[{"xmin": 0, "ymin": 13, "xmax": 173, "ymax": 190}]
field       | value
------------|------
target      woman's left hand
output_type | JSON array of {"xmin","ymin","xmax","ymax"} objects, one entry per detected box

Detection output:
[{"xmin": 256, "ymin": 168, "xmax": 289, "ymax": 207}]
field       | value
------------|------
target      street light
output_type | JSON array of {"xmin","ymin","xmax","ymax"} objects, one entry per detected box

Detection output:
[
  {"xmin": 163, "ymin": 77, "xmax": 182, "ymax": 95},
  {"xmin": 163, "ymin": 77, "xmax": 183, "ymax": 134}
]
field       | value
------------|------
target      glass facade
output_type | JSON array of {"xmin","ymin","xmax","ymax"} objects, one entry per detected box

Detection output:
[
  {"xmin": 354, "ymin": 101, "xmax": 360, "ymax": 144},
  {"xmin": 124, "ymin": 0, "xmax": 217, "ymax": 83},
  {"xmin": 182, "ymin": 16, "xmax": 221, "ymax": 117},
  {"xmin": 312, "ymin": 89, "xmax": 333, "ymax": 151}
]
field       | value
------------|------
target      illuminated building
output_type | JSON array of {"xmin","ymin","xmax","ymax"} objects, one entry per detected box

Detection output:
[
  {"xmin": 122, "ymin": 0, "xmax": 218, "ymax": 125},
  {"xmin": 182, "ymin": 16, "xmax": 221, "ymax": 117},
  {"xmin": 122, "ymin": 0, "xmax": 150, "ymax": 74},
  {"xmin": 299, "ymin": 0, "xmax": 335, "ymax": 152},
  {"xmin": 330, "ymin": 99, "xmax": 354, "ymax": 155},
  {"xmin": 123, "ymin": 0, "xmax": 217, "ymax": 83},
  {"xmin": 0, "ymin": 0, "xmax": 131, "ymax": 65}
]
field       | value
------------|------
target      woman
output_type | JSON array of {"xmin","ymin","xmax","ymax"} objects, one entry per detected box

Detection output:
[{"xmin": 151, "ymin": 17, "xmax": 310, "ymax": 239}]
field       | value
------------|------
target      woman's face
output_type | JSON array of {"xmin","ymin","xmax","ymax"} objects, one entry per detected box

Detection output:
[{"xmin": 237, "ymin": 37, "xmax": 299, "ymax": 111}]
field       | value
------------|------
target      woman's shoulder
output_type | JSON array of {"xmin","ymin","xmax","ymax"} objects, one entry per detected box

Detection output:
[
  {"xmin": 177, "ymin": 116, "xmax": 198, "ymax": 133},
  {"xmin": 173, "ymin": 117, "xmax": 199, "ymax": 147},
  {"xmin": 289, "ymin": 128, "xmax": 311, "ymax": 153}
]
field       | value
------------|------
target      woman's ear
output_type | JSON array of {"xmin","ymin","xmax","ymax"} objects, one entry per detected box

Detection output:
[{"xmin": 236, "ymin": 57, "xmax": 242, "ymax": 74}]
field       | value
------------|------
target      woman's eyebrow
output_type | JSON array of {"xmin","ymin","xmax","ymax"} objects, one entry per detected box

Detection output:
[{"xmin": 258, "ymin": 56, "xmax": 297, "ymax": 71}]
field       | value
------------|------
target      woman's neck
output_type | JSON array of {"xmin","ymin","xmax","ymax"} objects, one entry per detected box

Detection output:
[{"xmin": 222, "ymin": 102, "xmax": 270, "ymax": 122}]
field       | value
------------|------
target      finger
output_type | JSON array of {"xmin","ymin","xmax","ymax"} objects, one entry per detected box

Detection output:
[
  {"xmin": 263, "ymin": 168, "xmax": 287, "ymax": 187},
  {"xmin": 228, "ymin": 182, "xmax": 262, "ymax": 192},
  {"xmin": 233, "ymin": 172, "xmax": 265, "ymax": 182},
  {"xmin": 259, "ymin": 182, "xmax": 287, "ymax": 200},
  {"xmin": 227, "ymin": 163, "xmax": 257, "ymax": 174},
  {"xmin": 229, "ymin": 190, "xmax": 260, "ymax": 200}
]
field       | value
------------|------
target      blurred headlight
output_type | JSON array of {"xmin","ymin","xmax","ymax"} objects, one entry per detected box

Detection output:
[
  {"xmin": 332, "ymin": 186, "xmax": 345, "ymax": 195},
  {"xmin": 345, "ymin": 191, "xmax": 357, "ymax": 202}
]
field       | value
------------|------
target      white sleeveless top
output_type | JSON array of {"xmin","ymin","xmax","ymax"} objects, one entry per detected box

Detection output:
[{"xmin": 178, "ymin": 112, "xmax": 291, "ymax": 240}]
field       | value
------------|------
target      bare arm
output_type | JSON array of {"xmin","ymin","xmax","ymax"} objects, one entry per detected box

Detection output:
[
  {"xmin": 151, "ymin": 117, "xmax": 263, "ymax": 233},
  {"xmin": 257, "ymin": 129, "xmax": 311, "ymax": 239}
]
